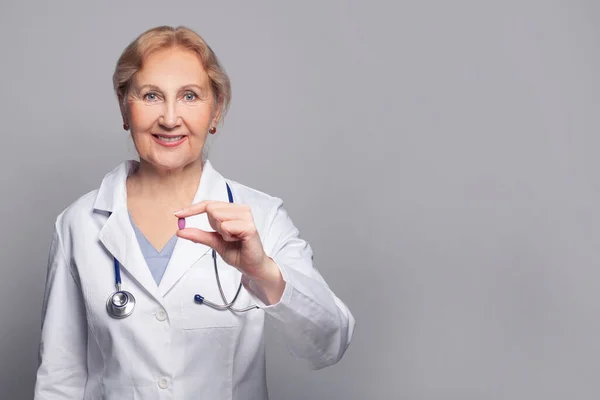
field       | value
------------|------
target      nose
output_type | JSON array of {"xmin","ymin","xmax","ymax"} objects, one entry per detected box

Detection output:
[{"xmin": 158, "ymin": 101, "xmax": 182, "ymax": 129}]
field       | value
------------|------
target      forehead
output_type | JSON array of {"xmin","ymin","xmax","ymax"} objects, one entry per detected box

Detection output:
[{"xmin": 134, "ymin": 47, "xmax": 209, "ymax": 86}]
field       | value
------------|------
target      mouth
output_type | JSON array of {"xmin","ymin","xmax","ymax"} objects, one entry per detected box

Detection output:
[
  {"xmin": 152, "ymin": 134, "xmax": 187, "ymax": 147},
  {"xmin": 153, "ymin": 134, "xmax": 185, "ymax": 142}
]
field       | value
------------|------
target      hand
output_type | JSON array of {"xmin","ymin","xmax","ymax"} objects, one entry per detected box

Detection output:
[{"xmin": 174, "ymin": 201, "xmax": 279, "ymax": 283}]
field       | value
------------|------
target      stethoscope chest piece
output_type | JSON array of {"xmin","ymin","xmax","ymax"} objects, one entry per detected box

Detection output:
[{"xmin": 106, "ymin": 290, "xmax": 136, "ymax": 319}]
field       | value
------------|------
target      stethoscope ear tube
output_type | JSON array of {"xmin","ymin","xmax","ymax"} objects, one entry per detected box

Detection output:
[
  {"xmin": 193, "ymin": 250, "xmax": 259, "ymax": 312},
  {"xmin": 193, "ymin": 185, "xmax": 259, "ymax": 312},
  {"xmin": 194, "ymin": 292, "xmax": 259, "ymax": 313}
]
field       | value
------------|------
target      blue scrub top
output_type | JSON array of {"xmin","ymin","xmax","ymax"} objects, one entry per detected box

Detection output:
[{"xmin": 128, "ymin": 213, "xmax": 177, "ymax": 285}]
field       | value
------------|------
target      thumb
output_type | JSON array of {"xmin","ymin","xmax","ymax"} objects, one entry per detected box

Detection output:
[{"xmin": 177, "ymin": 228, "xmax": 223, "ymax": 250}]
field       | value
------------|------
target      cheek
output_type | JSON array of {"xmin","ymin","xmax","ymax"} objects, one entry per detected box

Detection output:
[
  {"xmin": 181, "ymin": 107, "xmax": 213, "ymax": 132},
  {"xmin": 129, "ymin": 103, "xmax": 160, "ymax": 128}
]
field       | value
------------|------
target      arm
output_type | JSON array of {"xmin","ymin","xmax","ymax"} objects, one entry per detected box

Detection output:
[
  {"xmin": 247, "ymin": 199, "xmax": 356, "ymax": 370},
  {"xmin": 34, "ymin": 221, "xmax": 88, "ymax": 399}
]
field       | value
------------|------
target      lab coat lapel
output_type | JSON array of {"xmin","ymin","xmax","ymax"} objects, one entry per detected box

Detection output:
[
  {"xmin": 98, "ymin": 208, "xmax": 161, "ymax": 299},
  {"xmin": 94, "ymin": 160, "xmax": 162, "ymax": 302},
  {"xmin": 158, "ymin": 161, "xmax": 229, "ymax": 296}
]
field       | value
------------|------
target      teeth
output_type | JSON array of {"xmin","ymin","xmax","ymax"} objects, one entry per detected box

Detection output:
[{"xmin": 156, "ymin": 135, "xmax": 183, "ymax": 142}]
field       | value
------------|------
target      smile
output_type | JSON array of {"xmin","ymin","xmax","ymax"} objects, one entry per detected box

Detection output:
[{"xmin": 152, "ymin": 134, "xmax": 187, "ymax": 147}]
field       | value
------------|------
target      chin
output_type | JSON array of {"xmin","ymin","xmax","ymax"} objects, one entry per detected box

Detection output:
[{"xmin": 144, "ymin": 154, "xmax": 201, "ymax": 172}]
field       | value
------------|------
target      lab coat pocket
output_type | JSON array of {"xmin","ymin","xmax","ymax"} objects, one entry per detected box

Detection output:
[
  {"xmin": 181, "ymin": 304, "xmax": 241, "ymax": 329},
  {"xmin": 181, "ymin": 325, "xmax": 239, "ymax": 398},
  {"xmin": 177, "ymin": 261, "xmax": 242, "ymax": 397},
  {"xmin": 101, "ymin": 380, "xmax": 156, "ymax": 400},
  {"xmin": 180, "ymin": 255, "xmax": 244, "ymax": 329}
]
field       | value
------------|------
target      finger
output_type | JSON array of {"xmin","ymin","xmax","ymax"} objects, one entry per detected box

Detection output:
[
  {"xmin": 206, "ymin": 204, "xmax": 254, "ymax": 233},
  {"xmin": 176, "ymin": 228, "xmax": 223, "ymax": 249},
  {"xmin": 173, "ymin": 200, "xmax": 222, "ymax": 218},
  {"xmin": 205, "ymin": 203, "xmax": 253, "ymax": 222},
  {"xmin": 174, "ymin": 201, "xmax": 251, "ymax": 219},
  {"xmin": 220, "ymin": 220, "xmax": 257, "ymax": 242}
]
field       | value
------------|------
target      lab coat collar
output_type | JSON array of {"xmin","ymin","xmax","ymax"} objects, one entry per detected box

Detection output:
[{"xmin": 94, "ymin": 160, "xmax": 230, "ymax": 300}]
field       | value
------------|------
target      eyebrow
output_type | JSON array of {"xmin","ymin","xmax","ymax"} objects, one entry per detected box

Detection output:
[
  {"xmin": 136, "ymin": 84, "xmax": 206, "ymax": 92},
  {"xmin": 137, "ymin": 84, "xmax": 161, "ymax": 91}
]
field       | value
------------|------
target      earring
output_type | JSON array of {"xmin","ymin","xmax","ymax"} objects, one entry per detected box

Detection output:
[
  {"xmin": 209, "ymin": 127, "xmax": 217, "ymax": 134},
  {"xmin": 123, "ymin": 123, "xmax": 130, "ymax": 131}
]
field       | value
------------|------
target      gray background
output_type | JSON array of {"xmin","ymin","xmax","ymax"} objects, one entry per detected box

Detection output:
[{"xmin": 1, "ymin": 0, "xmax": 600, "ymax": 398}]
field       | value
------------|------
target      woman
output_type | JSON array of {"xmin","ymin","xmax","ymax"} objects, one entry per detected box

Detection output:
[{"xmin": 34, "ymin": 26, "xmax": 354, "ymax": 399}]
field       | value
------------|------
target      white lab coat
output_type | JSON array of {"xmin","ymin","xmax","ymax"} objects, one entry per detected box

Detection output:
[{"xmin": 34, "ymin": 160, "xmax": 355, "ymax": 400}]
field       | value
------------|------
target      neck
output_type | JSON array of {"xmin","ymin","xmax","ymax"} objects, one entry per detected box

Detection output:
[{"xmin": 127, "ymin": 158, "xmax": 204, "ymax": 210}]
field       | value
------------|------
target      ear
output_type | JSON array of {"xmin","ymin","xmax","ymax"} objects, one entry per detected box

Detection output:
[{"xmin": 211, "ymin": 96, "xmax": 224, "ymax": 126}]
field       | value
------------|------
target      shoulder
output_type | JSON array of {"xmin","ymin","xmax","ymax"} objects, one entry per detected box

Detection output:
[
  {"xmin": 223, "ymin": 179, "xmax": 305, "ymax": 254},
  {"xmin": 225, "ymin": 179, "xmax": 283, "ymax": 211},
  {"xmin": 223, "ymin": 179, "xmax": 286, "ymax": 229},
  {"xmin": 58, "ymin": 189, "xmax": 99, "ymax": 218},
  {"xmin": 53, "ymin": 160, "xmax": 129, "ymax": 238},
  {"xmin": 54, "ymin": 189, "xmax": 100, "ymax": 239}
]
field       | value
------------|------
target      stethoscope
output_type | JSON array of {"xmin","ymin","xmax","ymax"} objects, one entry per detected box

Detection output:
[{"xmin": 106, "ymin": 183, "xmax": 260, "ymax": 319}]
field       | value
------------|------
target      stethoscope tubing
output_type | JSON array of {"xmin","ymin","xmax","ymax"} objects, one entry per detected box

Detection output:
[
  {"xmin": 193, "ymin": 250, "xmax": 259, "ymax": 312},
  {"xmin": 106, "ymin": 182, "xmax": 259, "ymax": 319}
]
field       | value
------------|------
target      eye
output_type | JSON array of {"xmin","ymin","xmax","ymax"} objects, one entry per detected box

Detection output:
[
  {"xmin": 144, "ymin": 92, "xmax": 159, "ymax": 102},
  {"xmin": 183, "ymin": 92, "xmax": 197, "ymax": 101}
]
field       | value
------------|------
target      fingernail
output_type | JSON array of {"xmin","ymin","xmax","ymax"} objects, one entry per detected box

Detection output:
[{"xmin": 174, "ymin": 210, "xmax": 184, "ymax": 216}]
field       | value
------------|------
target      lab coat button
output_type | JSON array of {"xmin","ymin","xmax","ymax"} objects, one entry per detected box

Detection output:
[
  {"xmin": 158, "ymin": 378, "xmax": 169, "ymax": 389},
  {"xmin": 156, "ymin": 309, "xmax": 167, "ymax": 321}
]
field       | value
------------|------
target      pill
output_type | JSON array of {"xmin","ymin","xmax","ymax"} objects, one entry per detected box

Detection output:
[{"xmin": 178, "ymin": 218, "xmax": 186, "ymax": 230}]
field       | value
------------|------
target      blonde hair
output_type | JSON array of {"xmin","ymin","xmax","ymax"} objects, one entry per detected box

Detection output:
[{"xmin": 112, "ymin": 25, "xmax": 231, "ymax": 122}]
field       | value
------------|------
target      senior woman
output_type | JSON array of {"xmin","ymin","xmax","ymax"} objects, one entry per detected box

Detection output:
[{"xmin": 34, "ymin": 26, "xmax": 354, "ymax": 399}]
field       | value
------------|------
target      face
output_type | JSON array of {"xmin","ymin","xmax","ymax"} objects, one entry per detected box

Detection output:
[{"xmin": 122, "ymin": 47, "xmax": 220, "ymax": 172}]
